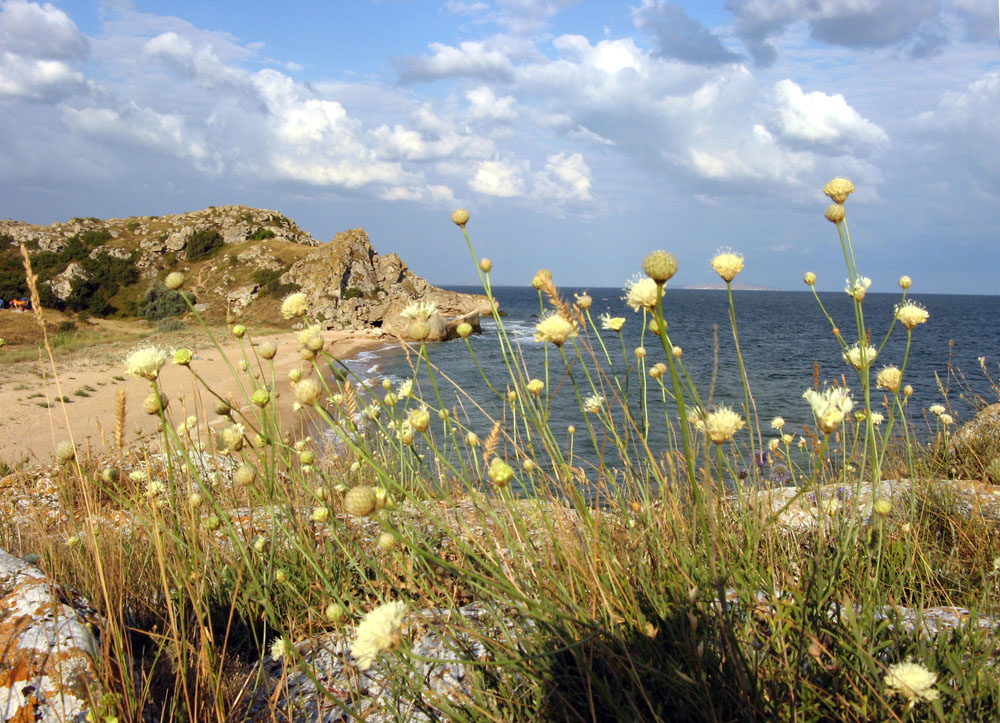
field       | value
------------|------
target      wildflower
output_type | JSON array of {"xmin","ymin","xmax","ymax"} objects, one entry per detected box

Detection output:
[
  {"xmin": 0, "ymin": 338, "xmax": 4, "ymax": 350},
  {"xmin": 146, "ymin": 480, "xmax": 165, "ymax": 498},
  {"xmin": 672, "ymin": 346, "xmax": 682, "ymax": 358},
  {"xmin": 164, "ymin": 271, "xmax": 184, "ymax": 290},
  {"xmin": 939, "ymin": 413, "xmax": 954, "ymax": 426},
  {"xmin": 884, "ymin": 660, "xmax": 938, "ymax": 708},
  {"xmin": 298, "ymin": 324, "xmax": 324, "ymax": 349},
  {"xmin": 397, "ymin": 380, "xmax": 413, "ymax": 398},
  {"xmin": 55, "ymin": 441, "xmax": 76, "ymax": 464},
  {"xmin": 873, "ymin": 498, "xmax": 892, "ymax": 517},
  {"xmin": 253, "ymin": 536, "xmax": 268, "ymax": 553},
  {"xmin": 252, "ymin": 388, "xmax": 270, "ymax": 407},
  {"xmin": 129, "ymin": 470, "xmax": 146, "ymax": 482},
  {"xmin": 600, "ymin": 314, "xmax": 625, "ymax": 332},
  {"xmin": 352, "ymin": 600, "xmax": 407, "ymax": 670},
  {"xmin": 66, "ymin": 535, "xmax": 80, "ymax": 548},
  {"xmin": 845, "ymin": 277, "xmax": 872, "ymax": 301},
  {"xmin": 479, "ymin": 258, "xmax": 492, "ymax": 273},
  {"xmin": 143, "ymin": 392, "xmax": 168, "ymax": 415},
  {"xmin": 642, "ymin": 250, "xmax": 678, "ymax": 283},
  {"xmin": 456, "ymin": 322, "xmax": 473, "ymax": 338},
  {"xmin": 711, "ymin": 250, "xmax": 744, "ymax": 282},
  {"xmin": 506, "ymin": 389, "xmax": 517, "ymax": 403},
  {"xmin": 649, "ymin": 362, "xmax": 667, "ymax": 379},
  {"xmin": 895, "ymin": 301, "xmax": 929, "ymax": 330},
  {"xmin": 523, "ymin": 459, "xmax": 536, "ymax": 472},
  {"xmin": 299, "ymin": 450, "xmax": 315, "ymax": 465},
  {"xmin": 408, "ymin": 405, "xmax": 430, "ymax": 433},
  {"xmin": 383, "ymin": 392, "xmax": 398, "ymax": 407},
  {"xmin": 929, "ymin": 404, "xmax": 946, "ymax": 416},
  {"xmin": 567, "ymin": 425, "xmax": 576, "ymax": 435},
  {"xmin": 534, "ymin": 314, "xmax": 577, "ymax": 346},
  {"xmin": 294, "ymin": 378, "xmax": 322, "ymax": 407},
  {"xmin": 466, "ymin": 431, "xmax": 479, "ymax": 447},
  {"xmin": 876, "ymin": 366, "xmax": 902, "ymax": 393},
  {"xmin": 771, "ymin": 417, "xmax": 785, "ymax": 431},
  {"xmin": 574, "ymin": 292, "xmax": 592, "ymax": 309},
  {"xmin": 823, "ymin": 177, "xmax": 855, "ymax": 203},
  {"xmin": 288, "ymin": 368, "xmax": 302, "ymax": 383},
  {"xmin": 903, "ymin": 384, "xmax": 913, "ymax": 398},
  {"xmin": 258, "ymin": 341, "xmax": 277, "ymax": 360},
  {"xmin": 377, "ymin": 532, "xmax": 396, "ymax": 551},
  {"xmin": 804, "ymin": 271, "xmax": 816, "ymax": 286},
  {"xmin": 126, "ymin": 345, "xmax": 169, "ymax": 381},
  {"xmin": 275, "ymin": 569, "xmax": 288, "ymax": 583},
  {"xmin": 188, "ymin": 492, "xmax": 203, "ymax": 509},
  {"xmin": 220, "ymin": 424, "xmax": 245, "ymax": 451},
  {"xmin": 803, "ymin": 386, "xmax": 854, "ymax": 434},
  {"xmin": 232, "ymin": 324, "xmax": 246, "ymax": 338},
  {"xmin": 450, "ymin": 208, "xmax": 470, "ymax": 227},
  {"xmin": 635, "ymin": 346, "xmax": 646, "ymax": 359},
  {"xmin": 782, "ymin": 433, "xmax": 793, "ymax": 445},
  {"xmin": 408, "ymin": 320, "xmax": 429, "ymax": 340},
  {"xmin": 280, "ymin": 292, "xmax": 309, "ymax": 319},
  {"xmin": 205, "ymin": 513, "xmax": 221, "ymax": 530},
  {"xmin": 870, "ymin": 412, "xmax": 885, "ymax": 425},
  {"xmin": 325, "ymin": 603, "xmax": 346, "ymax": 623},
  {"xmin": 769, "ymin": 438, "xmax": 780, "ymax": 453},
  {"xmin": 624, "ymin": 276, "xmax": 659, "ymax": 312},
  {"xmin": 400, "ymin": 300, "xmax": 438, "ymax": 321},
  {"xmin": 311, "ymin": 506, "xmax": 330, "ymax": 523},
  {"xmin": 687, "ymin": 411, "xmax": 705, "ymax": 432},
  {"xmin": 706, "ymin": 406, "xmax": 745, "ymax": 444},
  {"xmin": 234, "ymin": 465, "xmax": 256, "ymax": 487},
  {"xmin": 824, "ymin": 203, "xmax": 846, "ymax": 223},
  {"xmin": 526, "ymin": 379, "xmax": 544, "ymax": 396},
  {"xmin": 344, "ymin": 486, "xmax": 377, "ymax": 516},
  {"xmin": 899, "ymin": 275, "xmax": 912, "ymax": 290},
  {"xmin": 173, "ymin": 348, "xmax": 193, "ymax": 366},
  {"xmin": 488, "ymin": 457, "xmax": 514, "ymax": 487},
  {"xmin": 843, "ymin": 344, "xmax": 877, "ymax": 370},
  {"xmin": 101, "ymin": 467, "xmax": 119, "ymax": 484},
  {"xmin": 584, "ymin": 394, "xmax": 604, "ymax": 414},
  {"xmin": 270, "ymin": 637, "xmax": 291, "ymax": 662}
]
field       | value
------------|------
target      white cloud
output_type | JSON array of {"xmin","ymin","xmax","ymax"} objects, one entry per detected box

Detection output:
[
  {"xmin": 771, "ymin": 79, "xmax": 888, "ymax": 150},
  {"xmin": 466, "ymin": 85, "xmax": 518, "ymax": 121},
  {"xmin": 397, "ymin": 41, "xmax": 515, "ymax": 83},
  {"xmin": 469, "ymin": 159, "xmax": 527, "ymax": 197},
  {"xmin": 0, "ymin": 0, "xmax": 89, "ymax": 61},
  {"xmin": 533, "ymin": 152, "xmax": 592, "ymax": 200},
  {"xmin": 0, "ymin": 51, "xmax": 86, "ymax": 99}
]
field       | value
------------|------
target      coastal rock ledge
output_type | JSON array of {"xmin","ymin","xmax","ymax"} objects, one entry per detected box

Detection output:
[{"xmin": 283, "ymin": 228, "xmax": 494, "ymax": 341}]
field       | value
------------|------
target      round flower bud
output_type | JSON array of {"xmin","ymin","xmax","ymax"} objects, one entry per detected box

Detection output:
[
  {"xmin": 438, "ymin": 408, "xmax": 449, "ymax": 421},
  {"xmin": 275, "ymin": 569, "xmax": 288, "ymax": 584},
  {"xmin": 299, "ymin": 450, "xmax": 315, "ymax": 465},
  {"xmin": 507, "ymin": 390, "xmax": 517, "ymax": 403},
  {"xmin": 466, "ymin": 431, "xmax": 479, "ymax": 447},
  {"xmin": 567, "ymin": 425, "xmax": 576, "ymax": 435},
  {"xmin": 873, "ymin": 498, "xmax": 892, "ymax": 517},
  {"xmin": 55, "ymin": 440, "xmax": 76, "ymax": 464},
  {"xmin": 400, "ymin": 429, "xmax": 414, "ymax": 445},
  {"xmin": 488, "ymin": 457, "xmax": 514, "ymax": 487},
  {"xmin": 305, "ymin": 333, "xmax": 324, "ymax": 352},
  {"xmin": 238, "ymin": 360, "xmax": 249, "ymax": 373},
  {"xmin": 101, "ymin": 467, "xmax": 119, "ymax": 484},
  {"xmin": 221, "ymin": 424, "xmax": 244, "ymax": 452},
  {"xmin": 325, "ymin": 602, "xmax": 346, "ymax": 623},
  {"xmin": 710, "ymin": 251, "xmax": 744, "ymax": 283},
  {"xmin": 252, "ymin": 388, "xmax": 270, "ymax": 407},
  {"xmin": 344, "ymin": 485, "xmax": 377, "ymax": 516},
  {"xmin": 526, "ymin": 379, "xmax": 544, "ymax": 396},
  {"xmin": 450, "ymin": 209, "xmax": 470, "ymax": 227},
  {"xmin": 294, "ymin": 378, "xmax": 322, "ymax": 406},
  {"xmin": 672, "ymin": 346, "xmax": 682, "ymax": 358},
  {"xmin": 804, "ymin": 271, "xmax": 817, "ymax": 286},
  {"xmin": 253, "ymin": 536, "xmax": 268, "ymax": 553},
  {"xmin": 479, "ymin": 258, "xmax": 492, "ymax": 273},
  {"xmin": 144, "ymin": 392, "xmax": 168, "ymax": 415},
  {"xmin": 456, "ymin": 322, "xmax": 473, "ymax": 338},
  {"xmin": 374, "ymin": 486, "xmax": 390, "ymax": 509},
  {"xmin": 575, "ymin": 292, "xmax": 592, "ymax": 310},
  {"xmin": 205, "ymin": 514, "xmax": 221, "ymax": 531},
  {"xmin": 408, "ymin": 406, "xmax": 431, "ymax": 433},
  {"xmin": 903, "ymin": 384, "xmax": 914, "ymax": 398},
  {"xmin": 259, "ymin": 341, "xmax": 277, "ymax": 360},
  {"xmin": 311, "ymin": 506, "xmax": 330, "ymax": 523},
  {"xmin": 188, "ymin": 491, "xmax": 203, "ymax": 509},
  {"xmin": 280, "ymin": 292, "xmax": 309, "ymax": 319},
  {"xmin": 377, "ymin": 531, "xmax": 396, "ymax": 551},
  {"xmin": 299, "ymin": 347, "xmax": 316, "ymax": 361},
  {"xmin": 288, "ymin": 369, "xmax": 302, "ymax": 383},
  {"xmin": 876, "ymin": 366, "xmax": 902, "ymax": 393},
  {"xmin": 635, "ymin": 346, "xmax": 646, "ymax": 359},
  {"xmin": 232, "ymin": 324, "xmax": 246, "ymax": 339},
  {"xmin": 234, "ymin": 465, "xmax": 256, "ymax": 487},
  {"xmin": 408, "ymin": 320, "xmax": 430, "ymax": 341},
  {"xmin": 642, "ymin": 250, "xmax": 678, "ymax": 283},
  {"xmin": 823, "ymin": 177, "xmax": 855, "ymax": 203},
  {"xmin": 173, "ymin": 348, "xmax": 193, "ymax": 366},
  {"xmin": 824, "ymin": 203, "xmax": 846, "ymax": 224},
  {"xmin": 523, "ymin": 459, "xmax": 536, "ymax": 472},
  {"xmin": 383, "ymin": 392, "xmax": 398, "ymax": 407},
  {"xmin": 381, "ymin": 378, "xmax": 393, "ymax": 391},
  {"xmin": 649, "ymin": 363, "xmax": 664, "ymax": 380},
  {"xmin": 164, "ymin": 272, "xmax": 184, "ymax": 290},
  {"xmin": 899, "ymin": 275, "xmax": 912, "ymax": 290}
]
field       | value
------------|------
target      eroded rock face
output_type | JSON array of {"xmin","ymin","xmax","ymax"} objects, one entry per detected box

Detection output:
[
  {"xmin": 0, "ymin": 548, "xmax": 100, "ymax": 723},
  {"xmin": 283, "ymin": 229, "xmax": 494, "ymax": 340},
  {"xmin": 950, "ymin": 403, "xmax": 1000, "ymax": 480}
]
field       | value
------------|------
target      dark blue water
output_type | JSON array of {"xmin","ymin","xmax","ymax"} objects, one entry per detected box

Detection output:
[{"xmin": 342, "ymin": 287, "xmax": 999, "ymax": 480}]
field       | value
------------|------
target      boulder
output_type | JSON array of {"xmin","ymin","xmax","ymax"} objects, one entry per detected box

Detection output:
[
  {"xmin": 949, "ymin": 403, "xmax": 1000, "ymax": 480},
  {"xmin": 0, "ymin": 547, "xmax": 101, "ymax": 722}
]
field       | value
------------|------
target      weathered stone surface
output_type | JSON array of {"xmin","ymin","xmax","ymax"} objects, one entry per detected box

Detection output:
[
  {"xmin": 49, "ymin": 262, "xmax": 87, "ymax": 301},
  {"xmin": 950, "ymin": 403, "xmax": 1000, "ymax": 480},
  {"xmin": 284, "ymin": 228, "xmax": 493, "ymax": 339},
  {"xmin": 0, "ymin": 547, "xmax": 101, "ymax": 723}
]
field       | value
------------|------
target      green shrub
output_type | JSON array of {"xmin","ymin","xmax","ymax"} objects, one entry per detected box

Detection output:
[
  {"xmin": 247, "ymin": 227, "xmax": 275, "ymax": 241},
  {"xmin": 252, "ymin": 266, "xmax": 292, "ymax": 296},
  {"xmin": 186, "ymin": 227, "xmax": 224, "ymax": 262},
  {"xmin": 57, "ymin": 320, "xmax": 77, "ymax": 334},
  {"xmin": 343, "ymin": 286, "xmax": 363, "ymax": 301},
  {"xmin": 154, "ymin": 317, "xmax": 185, "ymax": 333},
  {"xmin": 140, "ymin": 283, "xmax": 195, "ymax": 321}
]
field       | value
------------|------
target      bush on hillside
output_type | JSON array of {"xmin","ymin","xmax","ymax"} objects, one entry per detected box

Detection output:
[
  {"xmin": 248, "ymin": 227, "xmax": 275, "ymax": 241},
  {"xmin": 186, "ymin": 227, "xmax": 224, "ymax": 261},
  {"xmin": 141, "ymin": 283, "xmax": 195, "ymax": 321}
]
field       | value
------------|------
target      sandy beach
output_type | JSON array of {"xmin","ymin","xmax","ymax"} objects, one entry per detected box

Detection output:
[{"xmin": 0, "ymin": 327, "xmax": 389, "ymax": 465}]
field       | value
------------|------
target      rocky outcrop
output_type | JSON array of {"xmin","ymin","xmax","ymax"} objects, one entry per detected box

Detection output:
[
  {"xmin": 950, "ymin": 403, "xmax": 1000, "ymax": 480},
  {"xmin": 283, "ymin": 228, "xmax": 493, "ymax": 340},
  {"xmin": 0, "ymin": 548, "xmax": 101, "ymax": 722}
]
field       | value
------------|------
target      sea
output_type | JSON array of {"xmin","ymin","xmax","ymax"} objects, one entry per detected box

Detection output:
[{"xmin": 337, "ymin": 287, "xmax": 1000, "ymax": 474}]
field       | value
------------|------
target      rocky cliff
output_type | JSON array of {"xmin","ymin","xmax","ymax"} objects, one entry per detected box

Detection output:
[{"xmin": 0, "ymin": 206, "xmax": 489, "ymax": 338}]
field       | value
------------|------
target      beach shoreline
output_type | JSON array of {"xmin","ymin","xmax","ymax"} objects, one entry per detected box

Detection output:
[{"xmin": 0, "ymin": 327, "xmax": 390, "ymax": 466}]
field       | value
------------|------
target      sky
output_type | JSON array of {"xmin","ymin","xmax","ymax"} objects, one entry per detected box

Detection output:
[{"xmin": 0, "ymin": 0, "xmax": 997, "ymax": 293}]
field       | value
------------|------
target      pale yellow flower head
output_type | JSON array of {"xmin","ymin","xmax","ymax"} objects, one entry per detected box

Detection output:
[
  {"xmin": 803, "ymin": 386, "xmax": 854, "ymax": 435},
  {"xmin": 706, "ymin": 405, "xmax": 745, "ymax": 444},
  {"xmin": 803, "ymin": 271, "xmax": 817, "ymax": 286},
  {"xmin": 574, "ymin": 292, "xmax": 592, "ymax": 310},
  {"xmin": 876, "ymin": 366, "xmax": 902, "ymax": 393},
  {"xmin": 843, "ymin": 343, "xmax": 877, "ymax": 370},
  {"xmin": 294, "ymin": 378, "xmax": 323, "ymax": 407},
  {"xmin": 583, "ymin": 394, "xmax": 604, "ymax": 414},
  {"xmin": 126, "ymin": 345, "xmax": 169, "ymax": 381},
  {"xmin": 450, "ymin": 209, "xmax": 470, "ymax": 227},
  {"xmin": 884, "ymin": 660, "xmax": 938, "ymax": 708},
  {"xmin": 710, "ymin": 250, "xmax": 744, "ymax": 283},
  {"xmin": 352, "ymin": 600, "xmax": 407, "ymax": 670},
  {"xmin": 400, "ymin": 300, "xmax": 438, "ymax": 321},
  {"xmin": 899, "ymin": 275, "xmax": 912, "ymax": 290},
  {"xmin": 824, "ymin": 203, "xmax": 846, "ymax": 223},
  {"xmin": 526, "ymin": 379, "xmax": 544, "ymax": 396},
  {"xmin": 642, "ymin": 250, "xmax": 678, "ymax": 283},
  {"xmin": 771, "ymin": 416, "xmax": 785, "ymax": 430},
  {"xmin": 929, "ymin": 403, "xmax": 946, "ymax": 416},
  {"xmin": 488, "ymin": 457, "xmax": 514, "ymax": 486},
  {"xmin": 895, "ymin": 301, "xmax": 929, "ymax": 330},
  {"xmin": 623, "ymin": 276, "xmax": 659, "ymax": 312},
  {"xmin": 823, "ymin": 177, "xmax": 855, "ymax": 203},
  {"xmin": 534, "ymin": 313, "xmax": 577, "ymax": 346},
  {"xmin": 845, "ymin": 276, "xmax": 871, "ymax": 301},
  {"xmin": 164, "ymin": 271, "xmax": 184, "ymax": 290},
  {"xmin": 600, "ymin": 314, "xmax": 625, "ymax": 332},
  {"xmin": 280, "ymin": 292, "xmax": 309, "ymax": 319}
]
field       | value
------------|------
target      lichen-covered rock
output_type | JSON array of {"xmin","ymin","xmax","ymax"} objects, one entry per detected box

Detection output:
[
  {"xmin": 0, "ymin": 548, "xmax": 101, "ymax": 723},
  {"xmin": 950, "ymin": 403, "xmax": 1000, "ymax": 481}
]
